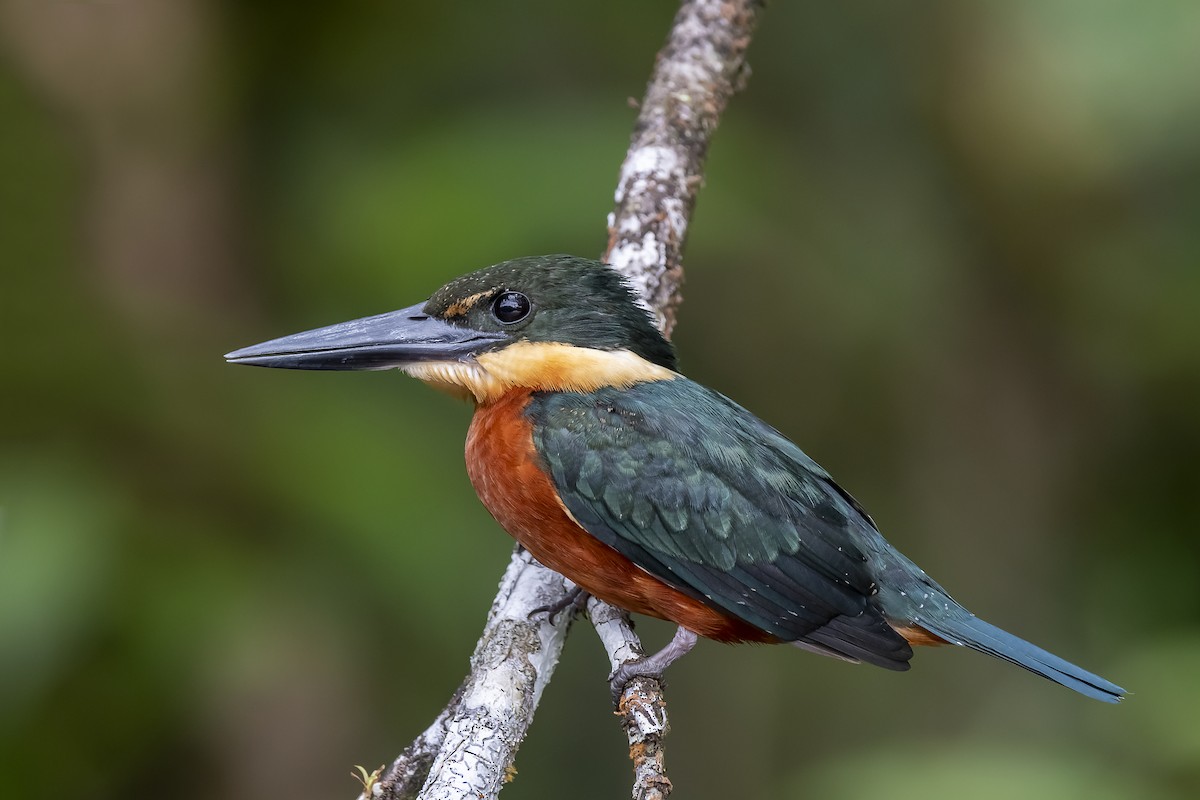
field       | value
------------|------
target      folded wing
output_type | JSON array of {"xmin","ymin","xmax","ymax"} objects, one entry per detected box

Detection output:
[{"xmin": 527, "ymin": 379, "xmax": 913, "ymax": 669}]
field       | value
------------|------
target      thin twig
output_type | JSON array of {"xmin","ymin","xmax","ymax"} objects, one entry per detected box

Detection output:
[{"xmin": 589, "ymin": 600, "xmax": 673, "ymax": 800}]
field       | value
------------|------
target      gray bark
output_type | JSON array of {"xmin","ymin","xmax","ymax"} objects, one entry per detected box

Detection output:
[{"xmin": 607, "ymin": 0, "xmax": 765, "ymax": 338}]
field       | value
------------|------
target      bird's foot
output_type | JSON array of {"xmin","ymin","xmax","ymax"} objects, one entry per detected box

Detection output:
[
  {"xmin": 529, "ymin": 585, "xmax": 589, "ymax": 625},
  {"xmin": 608, "ymin": 626, "xmax": 698, "ymax": 704}
]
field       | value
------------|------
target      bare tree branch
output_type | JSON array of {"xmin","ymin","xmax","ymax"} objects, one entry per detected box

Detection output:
[
  {"xmin": 588, "ymin": 600, "xmax": 674, "ymax": 800},
  {"xmin": 375, "ymin": 551, "xmax": 576, "ymax": 800},
  {"xmin": 607, "ymin": 0, "xmax": 765, "ymax": 338},
  {"xmin": 373, "ymin": 680, "xmax": 465, "ymax": 800},
  {"xmin": 372, "ymin": 2, "xmax": 764, "ymax": 798}
]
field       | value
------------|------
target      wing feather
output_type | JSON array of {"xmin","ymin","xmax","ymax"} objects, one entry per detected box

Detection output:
[{"xmin": 528, "ymin": 379, "xmax": 912, "ymax": 668}]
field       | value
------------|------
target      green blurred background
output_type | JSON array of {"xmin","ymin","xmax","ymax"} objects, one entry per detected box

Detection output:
[{"xmin": 2, "ymin": 1, "xmax": 1197, "ymax": 798}]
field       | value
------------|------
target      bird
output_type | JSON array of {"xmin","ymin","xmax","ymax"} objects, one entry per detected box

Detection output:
[{"xmin": 226, "ymin": 254, "xmax": 1125, "ymax": 703}]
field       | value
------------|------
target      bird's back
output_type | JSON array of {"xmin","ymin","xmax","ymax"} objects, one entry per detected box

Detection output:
[{"xmin": 522, "ymin": 377, "xmax": 1124, "ymax": 702}]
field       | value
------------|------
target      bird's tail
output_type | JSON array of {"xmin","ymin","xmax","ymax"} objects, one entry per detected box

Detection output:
[{"xmin": 915, "ymin": 611, "xmax": 1125, "ymax": 703}]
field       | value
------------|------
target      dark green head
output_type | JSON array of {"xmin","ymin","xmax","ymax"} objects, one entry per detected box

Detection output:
[
  {"xmin": 423, "ymin": 255, "xmax": 676, "ymax": 370},
  {"xmin": 224, "ymin": 255, "xmax": 677, "ymax": 379}
]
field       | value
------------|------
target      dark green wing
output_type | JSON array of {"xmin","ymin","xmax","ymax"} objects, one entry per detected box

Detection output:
[{"xmin": 527, "ymin": 379, "xmax": 912, "ymax": 669}]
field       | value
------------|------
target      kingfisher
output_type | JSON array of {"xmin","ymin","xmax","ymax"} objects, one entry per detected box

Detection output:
[{"xmin": 226, "ymin": 254, "xmax": 1124, "ymax": 703}]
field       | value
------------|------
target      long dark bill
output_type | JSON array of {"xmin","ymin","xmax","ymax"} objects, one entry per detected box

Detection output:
[{"xmin": 224, "ymin": 302, "xmax": 507, "ymax": 371}]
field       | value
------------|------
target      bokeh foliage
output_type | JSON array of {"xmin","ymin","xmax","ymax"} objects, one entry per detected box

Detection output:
[{"xmin": 1, "ymin": 2, "xmax": 1197, "ymax": 799}]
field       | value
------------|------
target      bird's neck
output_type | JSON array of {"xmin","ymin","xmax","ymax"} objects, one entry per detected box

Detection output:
[{"xmin": 404, "ymin": 341, "xmax": 677, "ymax": 405}]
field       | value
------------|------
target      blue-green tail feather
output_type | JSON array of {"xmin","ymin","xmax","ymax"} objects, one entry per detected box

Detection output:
[{"xmin": 915, "ymin": 612, "xmax": 1125, "ymax": 703}]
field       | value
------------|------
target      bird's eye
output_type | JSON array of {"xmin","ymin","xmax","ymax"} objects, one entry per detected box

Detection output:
[{"xmin": 492, "ymin": 291, "xmax": 531, "ymax": 324}]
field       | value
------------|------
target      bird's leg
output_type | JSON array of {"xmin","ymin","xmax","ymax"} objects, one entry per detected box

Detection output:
[
  {"xmin": 609, "ymin": 625, "xmax": 698, "ymax": 702},
  {"xmin": 528, "ymin": 584, "xmax": 590, "ymax": 624}
]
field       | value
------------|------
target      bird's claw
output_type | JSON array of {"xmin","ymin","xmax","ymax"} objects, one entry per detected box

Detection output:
[
  {"xmin": 528, "ymin": 586, "xmax": 589, "ymax": 624},
  {"xmin": 607, "ymin": 626, "xmax": 698, "ymax": 705},
  {"xmin": 608, "ymin": 659, "xmax": 666, "ymax": 704}
]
